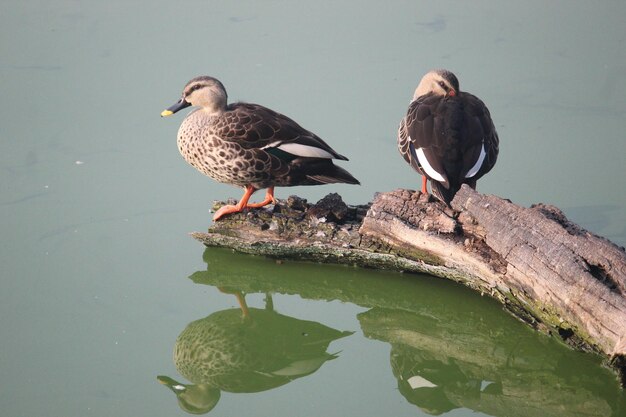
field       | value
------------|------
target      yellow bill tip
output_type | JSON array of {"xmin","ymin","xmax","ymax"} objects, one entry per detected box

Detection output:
[{"xmin": 160, "ymin": 109, "xmax": 173, "ymax": 117}]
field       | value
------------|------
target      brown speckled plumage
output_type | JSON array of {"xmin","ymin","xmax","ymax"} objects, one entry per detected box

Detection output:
[{"xmin": 162, "ymin": 76, "xmax": 359, "ymax": 220}]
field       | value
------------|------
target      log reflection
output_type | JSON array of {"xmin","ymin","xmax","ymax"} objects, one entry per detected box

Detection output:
[
  {"xmin": 161, "ymin": 247, "xmax": 624, "ymax": 416},
  {"xmin": 360, "ymin": 308, "xmax": 621, "ymax": 416}
]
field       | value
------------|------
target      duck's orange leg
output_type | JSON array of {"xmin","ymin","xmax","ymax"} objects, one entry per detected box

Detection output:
[
  {"xmin": 217, "ymin": 288, "xmax": 250, "ymax": 318},
  {"xmin": 213, "ymin": 185, "xmax": 257, "ymax": 221},
  {"xmin": 213, "ymin": 186, "xmax": 277, "ymax": 221},
  {"xmin": 246, "ymin": 187, "xmax": 276, "ymax": 208},
  {"xmin": 234, "ymin": 291, "xmax": 250, "ymax": 318},
  {"xmin": 421, "ymin": 176, "xmax": 428, "ymax": 194}
]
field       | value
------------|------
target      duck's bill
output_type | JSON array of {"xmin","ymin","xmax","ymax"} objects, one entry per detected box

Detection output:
[{"xmin": 161, "ymin": 98, "xmax": 191, "ymax": 117}]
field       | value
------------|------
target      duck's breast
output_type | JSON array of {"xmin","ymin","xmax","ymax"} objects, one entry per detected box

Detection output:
[{"xmin": 177, "ymin": 111, "xmax": 275, "ymax": 187}]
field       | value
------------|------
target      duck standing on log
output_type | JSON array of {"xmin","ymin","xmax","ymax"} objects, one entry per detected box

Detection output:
[
  {"xmin": 162, "ymin": 76, "xmax": 360, "ymax": 221},
  {"xmin": 397, "ymin": 69, "xmax": 499, "ymax": 204}
]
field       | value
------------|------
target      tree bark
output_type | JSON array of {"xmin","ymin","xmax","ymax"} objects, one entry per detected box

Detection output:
[{"xmin": 191, "ymin": 185, "xmax": 626, "ymax": 385}]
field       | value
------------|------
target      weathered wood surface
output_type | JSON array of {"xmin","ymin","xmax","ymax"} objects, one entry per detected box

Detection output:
[{"xmin": 191, "ymin": 185, "xmax": 626, "ymax": 384}]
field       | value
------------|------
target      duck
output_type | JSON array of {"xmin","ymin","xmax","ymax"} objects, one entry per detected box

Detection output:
[
  {"xmin": 397, "ymin": 69, "xmax": 499, "ymax": 204},
  {"xmin": 161, "ymin": 76, "xmax": 360, "ymax": 221}
]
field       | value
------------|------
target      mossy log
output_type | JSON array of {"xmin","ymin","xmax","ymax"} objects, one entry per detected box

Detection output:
[{"xmin": 191, "ymin": 185, "xmax": 626, "ymax": 385}]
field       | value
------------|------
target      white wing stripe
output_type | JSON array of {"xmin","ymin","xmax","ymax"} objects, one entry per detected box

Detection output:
[
  {"xmin": 416, "ymin": 147, "xmax": 446, "ymax": 182},
  {"xmin": 273, "ymin": 143, "xmax": 335, "ymax": 159},
  {"xmin": 465, "ymin": 144, "xmax": 486, "ymax": 178}
]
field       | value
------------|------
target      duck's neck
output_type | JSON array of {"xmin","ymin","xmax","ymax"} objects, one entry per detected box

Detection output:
[
  {"xmin": 198, "ymin": 92, "xmax": 227, "ymax": 116},
  {"xmin": 412, "ymin": 84, "xmax": 430, "ymax": 101},
  {"xmin": 200, "ymin": 102, "xmax": 227, "ymax": 117}
]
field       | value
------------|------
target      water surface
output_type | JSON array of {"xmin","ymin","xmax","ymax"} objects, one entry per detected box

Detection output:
[{"xmin": 1, "ymin": 1, "xmax": 625, "ymax": 416}]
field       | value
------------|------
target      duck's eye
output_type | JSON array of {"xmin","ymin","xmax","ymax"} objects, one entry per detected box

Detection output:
[
  {"xmin": 438, "ymin": 81, "xmax": 448, "ymax": 90},
  {"xmin": 185, "ymin": 84, "xmax": 203, "ymax": 96}
]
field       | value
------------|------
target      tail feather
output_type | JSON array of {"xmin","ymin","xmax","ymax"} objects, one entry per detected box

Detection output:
[
  {"xmin": 307, "ymin": 164, "xmax": 360, "ymax": 185},
  {"xmin": 430, "ymin": 181, "xmax": 458, "ymax": 205},
  {"xmin": 290, "ymin": 158, "xmax": 360, "ymax": 186}
]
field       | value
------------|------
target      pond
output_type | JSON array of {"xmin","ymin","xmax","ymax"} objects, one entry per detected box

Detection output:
[{"xmin": 2, "ymin": 1, "xmax": 625, "ymax": 416}]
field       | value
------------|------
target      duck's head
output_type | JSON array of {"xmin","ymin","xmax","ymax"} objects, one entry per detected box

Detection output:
[
  {"xmin": 412, "ymin": 69, "xmax": 459, "ymax": 102},
  {"xmin": 157, "ymin": 376, "xmax": 221, "ymax": 414},
  {"xmin": 161, "ymin": 76, "xmax": 228, "ymax": 117}
]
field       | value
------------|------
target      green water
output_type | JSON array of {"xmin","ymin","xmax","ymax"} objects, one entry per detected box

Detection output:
[
  {"xmin": 160, "ymin": 248, "xmax": 625, "ymax": 416},
  {"xmin": 2, "ymin": 1, "xmax": 625, "ymax": 416}
]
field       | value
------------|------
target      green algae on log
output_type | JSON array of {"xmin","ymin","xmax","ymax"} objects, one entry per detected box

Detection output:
[{"xmin": 191, "ymin": 185, "xmax": 626, "ymax": 386}]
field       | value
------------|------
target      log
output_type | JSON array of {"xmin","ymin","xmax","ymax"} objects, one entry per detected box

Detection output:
[{"xmin": 191, "ymin": 185, "xmax": 626, "ymax": 385}]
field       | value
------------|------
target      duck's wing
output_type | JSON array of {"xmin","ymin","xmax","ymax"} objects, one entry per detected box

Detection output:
[
  {"xmin": 400, "ymin": 94, "xmax": 451, "ymax": 187},
  {"xmin": 397, "ymin": 113, "xmax": 416, "ymax": 168},
  {"xmin": 215, "ymin": 103, "xmax": 348, "ymax": 161},
  {"xmin": 460, "ymin": 93, "xmax": 499, "ymax": 181}
]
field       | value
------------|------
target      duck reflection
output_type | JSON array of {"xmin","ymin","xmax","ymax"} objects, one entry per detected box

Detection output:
[
  {"xmin": 158, "ymin": 291, "xmax": 352, "ymax": 414},
  {"xmin": 167, "ymin": 247, "xmax": 624, "ymax": 417}
]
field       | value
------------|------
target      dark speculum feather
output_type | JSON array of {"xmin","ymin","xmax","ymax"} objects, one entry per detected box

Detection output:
[{"xmin": 266, "ymin": 146, "xmax": 298, "ymax": 162}]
